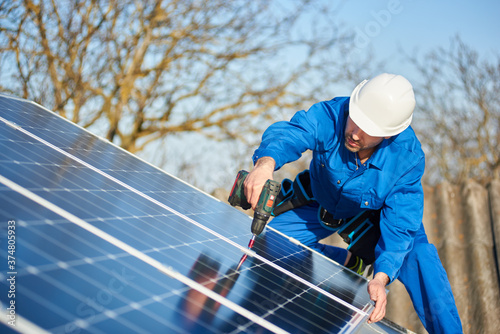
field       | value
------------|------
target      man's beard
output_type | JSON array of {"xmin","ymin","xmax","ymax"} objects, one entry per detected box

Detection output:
[{"xmin": 344, "ymin": 135, "xmax": 361, "ymax": 153}]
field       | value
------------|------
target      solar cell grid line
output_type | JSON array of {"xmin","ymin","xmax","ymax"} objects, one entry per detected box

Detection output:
[
  {"xmin": 0, "ymin": 120, "xmax": 292, "ymax": 332},
  {"xmin": 0, "ymin": 175, "xmax": 289, "ymax": 334},
  {"xmin": 4, "ymin": 191, "xmax": 355, "ymax": 329},
  {"xmin": 0, "ymin": 187, "xmax": 290, "ymax": 332},
  {"xmin": 0, "ymin": 109, "xmax": 371, "ymax": 317},
  {"xmin": 0, "ymin": 189, "xmax": 360, "ymax": 332},
  {"xmin": 5, "ymin": 221, "xmax": 204, "ymax": 333},
  {"xmin": 0, "ymin": 94, "xmax": 382, "ymax": 333},
  {"xmin": 0, "ymin": 183, "xmax": 362, "ymax": 332},
  {"xmin": 0, "ymin": 215, "xmax": 260, "ymax": 332},
  {"xmin": 0, "ymin": 175, "xmax": 362, "ymax": 334},
  {"xmin": 0, "ymin": 140, "xmax": 328, "ymax": 306}
]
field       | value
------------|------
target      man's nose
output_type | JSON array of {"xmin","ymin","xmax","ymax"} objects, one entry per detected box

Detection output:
[{"xmin": 351, "ymin": 126, "xmax": 363, "ymax": 140}]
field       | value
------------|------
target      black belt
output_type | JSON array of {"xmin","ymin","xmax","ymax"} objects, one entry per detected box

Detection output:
[{"xmin": 319, "ymin": 206, "xmax": 344, "ymax": 229}]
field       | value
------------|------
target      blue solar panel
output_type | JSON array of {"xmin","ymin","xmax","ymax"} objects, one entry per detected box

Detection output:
[{"xmin": 0, "ymin": 94, "xmax": 406, "ymax": 333}]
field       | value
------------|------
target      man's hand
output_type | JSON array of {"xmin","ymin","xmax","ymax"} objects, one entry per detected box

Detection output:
[
  {"xmin": 244, "ymin": 157, "xmax": 275, "ymax": 210},
  {"xmin": 367, "ymin": 272, "xmax": 389, "ymax": 324}
]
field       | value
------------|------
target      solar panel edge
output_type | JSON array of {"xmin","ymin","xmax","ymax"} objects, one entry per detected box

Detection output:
[{"xmin": 0, "ymin": 93, "xmax": 30, "ymax": 104}]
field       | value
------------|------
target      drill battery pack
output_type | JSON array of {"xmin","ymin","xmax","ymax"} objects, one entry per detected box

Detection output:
[{"xmin": 228, "ymin": 170, "xmax": 251, "ymax": 210}]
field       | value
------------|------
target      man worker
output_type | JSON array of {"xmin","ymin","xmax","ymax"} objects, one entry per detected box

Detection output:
[{"xmin": 243, "ymin": 73, "xmax": 462, "ymax": 333}]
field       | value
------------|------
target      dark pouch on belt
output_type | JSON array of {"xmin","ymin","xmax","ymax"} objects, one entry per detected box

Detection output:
[
  {"xmin": 337, "ymin": 209, "xmax": 381, "ymax": 265},
  {"xmin": 273, "ymin": 170, "xmax": 314, "ymax": 216}
]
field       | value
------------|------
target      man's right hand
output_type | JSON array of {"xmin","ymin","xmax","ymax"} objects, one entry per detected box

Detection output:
[
  {"xmin": 244, "ymin": 157, "xmax": 276, "ymax": 210},
  {"xmin": 367, "ymin": 272, "xmax": 389, "ymax": 324}
]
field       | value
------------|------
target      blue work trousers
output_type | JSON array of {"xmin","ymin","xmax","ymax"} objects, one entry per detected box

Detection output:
[{"xmin": 268, "ymin": 203, "xmax": 463, "ymax": 334}]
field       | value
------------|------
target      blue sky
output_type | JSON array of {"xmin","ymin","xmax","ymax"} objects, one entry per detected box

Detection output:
[
  {"xmin": 159, "ymin": 0, "xmax": 500, "ymax": 191},
  {"xmin": 334, "ymin": 0, "xmax": 500, "ymax": 77}
]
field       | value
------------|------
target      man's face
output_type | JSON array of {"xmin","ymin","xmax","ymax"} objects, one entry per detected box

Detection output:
[{"xmin": 344, "ymin": 116, "xmax": 387, "ymax": 153}]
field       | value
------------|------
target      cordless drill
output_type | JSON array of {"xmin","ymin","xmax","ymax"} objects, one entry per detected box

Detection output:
[{"xmin": 228, "ymin": 170, "xmax": 281, "ymax": 238}]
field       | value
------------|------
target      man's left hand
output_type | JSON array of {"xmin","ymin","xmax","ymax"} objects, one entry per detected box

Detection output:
[{"xmin": 367, "ymin": 272, "xmax": 389, "ymax": 324}]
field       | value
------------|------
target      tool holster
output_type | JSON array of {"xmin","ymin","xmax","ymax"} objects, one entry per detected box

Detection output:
[
  {"xmin": 272, "ymin": 170, "xmax": 314, "ymax": 216},
  {"xmin": 335, "ymin": 209, "xmax": 381, "ymax": 265}
]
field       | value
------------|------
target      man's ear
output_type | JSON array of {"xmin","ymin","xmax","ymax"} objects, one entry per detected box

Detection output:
[{"xmin": 384, "ymin": 136, "xmax": 391, "ymax": 140}]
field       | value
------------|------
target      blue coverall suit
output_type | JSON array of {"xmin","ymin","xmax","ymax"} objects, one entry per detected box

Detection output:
[{"xmin": 253, "ymin": 97, "xmax": 463, "ymax": 333}]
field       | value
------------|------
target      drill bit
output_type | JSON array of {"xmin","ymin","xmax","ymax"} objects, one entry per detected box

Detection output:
[
  {"xmin": 235, "ymin": 235, "xmax": 257, "ymax": 271},
  {"xmin": 248, "ymin": 234, "xmax": 256, "ymax": 249}
]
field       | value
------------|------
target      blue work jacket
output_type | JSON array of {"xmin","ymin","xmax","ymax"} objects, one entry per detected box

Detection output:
[{"xmin": 253, "ymin": 97, "xmax": 426, "ymax": 282}]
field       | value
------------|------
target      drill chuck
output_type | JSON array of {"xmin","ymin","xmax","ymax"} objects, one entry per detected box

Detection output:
[{"xmin": 251, "ymin": 213, "xmax": 269, "ymax": 236}]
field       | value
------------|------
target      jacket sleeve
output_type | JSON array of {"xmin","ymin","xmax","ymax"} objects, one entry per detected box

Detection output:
[
  {"xmin": 373, "ymin": 155, "xmax": 426, "ymax": 283},
  {"xmin": 253, "ymin": 100, "xmax": 340, "ymax": 169}
]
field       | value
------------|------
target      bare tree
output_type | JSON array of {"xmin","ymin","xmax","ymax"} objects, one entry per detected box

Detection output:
[
  {"xmin": 409, "ymin": 37, "xmax": 500, "ymax": 185},
  {"xmin": 0, "ymin": 0, "xmax": 359, "ymax": 156}
]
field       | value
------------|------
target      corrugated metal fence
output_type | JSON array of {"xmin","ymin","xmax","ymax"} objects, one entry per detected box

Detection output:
[{"xmin": 382, "ymin": 179, "xmax": 500, "ymax": 333}]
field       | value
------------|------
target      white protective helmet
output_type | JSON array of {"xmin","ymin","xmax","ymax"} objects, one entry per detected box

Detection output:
[{"xmin": 349, "ymin": 73, "xmax": 416, "ymax": 137}]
